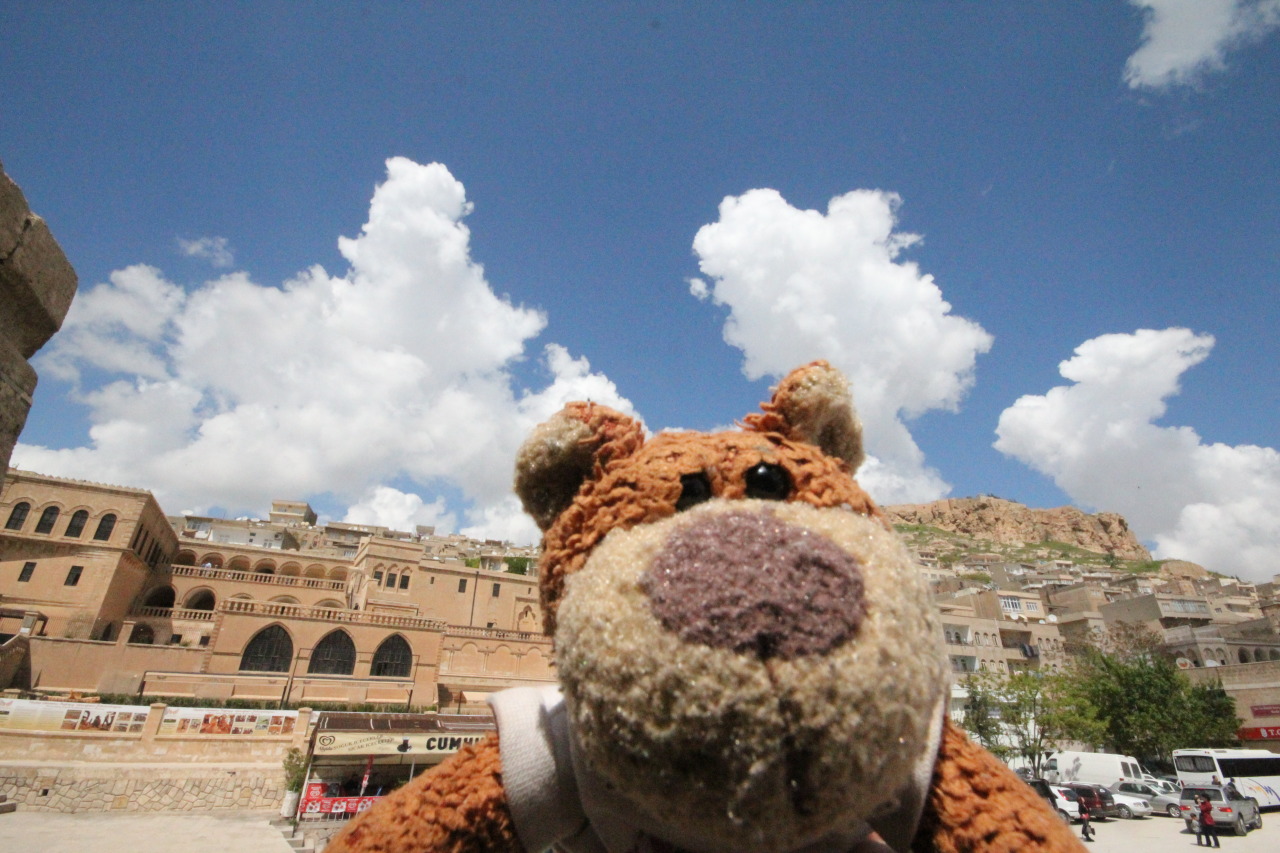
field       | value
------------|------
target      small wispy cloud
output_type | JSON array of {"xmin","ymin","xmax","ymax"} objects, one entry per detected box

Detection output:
[
  {"xmin": 177, "ymin": 235, "xmax": 234, "ymax": 268},
  {"xmin": 1125, "ymin": 0, "xmax": 1280, "ymax": 90}
]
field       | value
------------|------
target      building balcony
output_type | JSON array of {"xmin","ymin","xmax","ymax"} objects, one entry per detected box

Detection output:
[
  {"xmin": 169, "ymin": 564, "xmax": 346, "ymax": 591},
  {"xmin": 447, "ymin": 625, "xmax": 546, "ymax": 643},
  {"xmin": 132, "ymin": 606, "xmax": 216, "ymax": 622},
  {"xmin": 219, "ymin": 598, "xmax": 447, "ymax": 631}
]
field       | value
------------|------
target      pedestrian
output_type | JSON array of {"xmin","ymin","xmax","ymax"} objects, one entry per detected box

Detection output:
[
  {"xmin": 1079, "ymin": 797, "xmax": 1094, "ymax": 842},
  {"xmin": 1197, "ymin": 795, "xmax": 1220, "ymax": 848}
]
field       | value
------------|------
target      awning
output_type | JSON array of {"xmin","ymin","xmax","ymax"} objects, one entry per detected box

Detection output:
[{"xmin": 312, "ymin": 730, "xmax": 489, "ymax": 757}]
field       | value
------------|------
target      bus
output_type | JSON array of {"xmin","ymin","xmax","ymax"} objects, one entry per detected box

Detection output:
[{"xmin": 1173, "ymin": 748, "xmax": 1280, "ymax": 808}]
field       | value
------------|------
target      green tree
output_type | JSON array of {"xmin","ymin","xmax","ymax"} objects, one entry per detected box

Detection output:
[
  {"xmin": 960, "ymin": 670, "xmax": 1012, "ymax": 761},
  {"xmin": 505, "ymin": 556, "xmax": 531, "ymax": 575},
  {"xmin": 961, "ymin": 669, "xmax": 1087, "ymax": 775},
  {"xmin": 1056, "ymin": 625, "xmax": 1241, "ymax": 766},
  {"xmin": 1179, "ymin": 681, "xmax": 1241, "ymax": 749}
]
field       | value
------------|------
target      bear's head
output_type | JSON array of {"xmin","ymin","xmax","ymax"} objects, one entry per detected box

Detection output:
[{"xmin": 513, "ymin": 361, "xmax": 949, "ymax": 852}]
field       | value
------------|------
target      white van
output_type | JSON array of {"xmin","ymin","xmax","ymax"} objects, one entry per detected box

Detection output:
[{"xmin": 1045, "ymin": 751, "xmax": 1149, "ymax": 787}]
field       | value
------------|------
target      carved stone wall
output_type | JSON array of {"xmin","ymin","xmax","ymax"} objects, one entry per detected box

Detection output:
[{"xmin": 0, "ymin": 160, "xmax": 78, "ymax": 494}]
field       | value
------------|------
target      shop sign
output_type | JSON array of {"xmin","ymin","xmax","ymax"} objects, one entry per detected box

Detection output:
[
  {"xmin": 1249, "ymin": 704, "xmax": 1280, "ymax": 718},
  {"xmin": 313, "ymin": 731, "xmax": 488, "ymax": 756},
  {"xmin": 1238, "ymin": 726, "xmax": 1280, "ymax": 740},
  {"xmin": 299, "ymin": 784, "xmax": 378, "ymax": 817}
]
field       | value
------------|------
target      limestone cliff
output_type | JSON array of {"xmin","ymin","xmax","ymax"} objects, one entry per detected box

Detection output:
[{"xmin": 884, "ymin": 496, "xmax": 1151, "ymax": 561}]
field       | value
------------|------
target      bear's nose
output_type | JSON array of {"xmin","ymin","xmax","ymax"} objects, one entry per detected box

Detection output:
[{"xmin": 639, "ymin": 509, "xmax": 866, "ymax": 660}]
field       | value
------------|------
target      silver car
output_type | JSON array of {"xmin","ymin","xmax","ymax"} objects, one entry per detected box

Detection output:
[
  {"xmin": 1179, "ymin": 785, "xmax": 1263, "ymax": 836},
  {"xmin": 1109, "ymin": 780, "xmax": 1182, "ymax": 818}
]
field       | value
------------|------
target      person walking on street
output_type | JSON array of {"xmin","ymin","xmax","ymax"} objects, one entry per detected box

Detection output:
[
  {"xmin": 1079, "ymin": 797, "xmax": 1094, "ymax": 842},
  {"xmin": 1197, "ymin": 795, "xmax": 1220, "ymax": 848}
]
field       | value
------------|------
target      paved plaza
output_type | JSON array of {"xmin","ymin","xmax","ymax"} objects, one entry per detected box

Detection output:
[
  {"xmin": 1, "ymin": 810, "xmax": 295, "ymax": 853},
  {"xmin": 1052, "ymin": 811, "xmax": 1274, "ymax": 852},
  {"xmin": 0, "ymin": 807, "xmax": 1274, "ymax": 852}
]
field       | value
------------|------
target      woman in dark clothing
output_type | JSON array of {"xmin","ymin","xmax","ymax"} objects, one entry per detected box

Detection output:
[
  {"xmin": 1197, "ymin": 795, "xmax": 1220, "ymax": 847},
  {"xmin": 1079, "ymin": 798, "xmax": 1094, "ymax": 842}
]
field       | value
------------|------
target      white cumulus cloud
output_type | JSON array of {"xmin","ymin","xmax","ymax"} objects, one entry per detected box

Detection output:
[
  {"xmin": 17, "ymin": 158, "xmax": 635, "ymax": 545},
  {"xmin": 1125, "ymin": 0, "xmax": 1280, "ymax": 90},
  {"xmin": 994, "ymin": 328, "xmax": 1280, "ymax": 583},
  {"xmin": 691, "ymin": 188, "xmax": 993, "ymax": 504},
  {"xmin": 177, "ymin": 235, "xmax": 235, "ymax": 267}
]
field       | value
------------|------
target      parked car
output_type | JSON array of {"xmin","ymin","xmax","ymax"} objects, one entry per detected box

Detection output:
[
  {"xmin": 1179, "ymin": 785, "xmax": 1263, "ymax": 836},
  {"xmin": 1104, "ymin": 789, "xmax": 1153, "ymax": 819},
  {"xmin": 1067, "ymin": 783, "xmax": 1118, "ymax": 819},
  {"xmin": 1026, "ymin": 778, "xmax": 1081, "ymax": 822},
  {"xmin": 1109, "ymin": 780, "xmax": 1182, "ymax": 818}
]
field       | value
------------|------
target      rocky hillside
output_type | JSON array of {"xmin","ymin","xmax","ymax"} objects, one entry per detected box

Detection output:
[{"xmin": 884, "ymin": 496, "xmax": 1151, "ymax": 562}]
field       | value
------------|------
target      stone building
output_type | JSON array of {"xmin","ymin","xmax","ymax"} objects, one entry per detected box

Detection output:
[
  {"xmin": 1, "ymin": 467, "xmax": 553, "ymax": 710},
  {"xmin": 0, "ymin": 162, "xmax": 78, "ymax": 495}
]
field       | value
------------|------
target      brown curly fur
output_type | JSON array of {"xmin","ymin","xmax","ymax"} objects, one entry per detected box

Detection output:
[
  {"xmin": 537, "ymin": 427, "xmax": 883, "ymax": 635},
  {"xmin": 914, "ymin": 721, "xmax": 1087, "ymax": 853},
  {"xmin": 328, "ymin": 364, "xmax": 1083, "ymax": 852},
  {"xmin": 326, "ymin": 733, "xmax": 523, "ymax": 853}
]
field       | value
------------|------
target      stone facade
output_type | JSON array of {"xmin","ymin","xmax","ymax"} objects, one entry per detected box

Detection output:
[
  {"xmin": 0, "ymin": 161, "xmax": 77, "ymax": 496},
  {"xmin": 1, "ymin": 468, "xmax": 553, "ymax": 711},
  {"xmin": 1, "ymin": 761, "xmax": 288, "ymax": 813}
]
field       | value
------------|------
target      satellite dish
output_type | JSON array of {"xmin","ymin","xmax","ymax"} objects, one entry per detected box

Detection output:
[
  {"xmin": 1205, "ymin": 659, "xmax": 1220, "ymax": 667},
  {"xmin": 1047, "ymin": 615, "xmax": 1058, "ymax": 623},
  {"xmin": 1176, "ymin": 657, "xmax": 1193, "ymax": 669}
]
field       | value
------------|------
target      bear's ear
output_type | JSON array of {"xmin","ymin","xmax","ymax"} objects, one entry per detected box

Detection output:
[
  {"xmin": 744, "ymin": 361, "xmax": 865, "ymax": 473},
  {"xmin": 514, "ymin": 402, "xmax": 645, "ymax": 531}
]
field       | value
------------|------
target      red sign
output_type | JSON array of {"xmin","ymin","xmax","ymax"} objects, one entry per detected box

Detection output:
[
  {"xmin": 1238, "ymin": 726, "xmax": 1280, "ymax": 740},
  {"xmin": 1250, "ymin": 704, "xmax": 1280, "ymax": 718},
  {"xmin": 299, "ymin": 794, "xmax": 379, "ymax": 816}
]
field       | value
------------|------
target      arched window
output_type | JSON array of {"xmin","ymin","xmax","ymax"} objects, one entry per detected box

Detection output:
[
  {"xmin": 5, "ymin": 502, "xmax": 30, "ymax": 530},
  {"xmin": 35, "ymin": 506, "xmax": 61, "ymax": 534},
  {"xmin": 129, "ymin": 623, "xmax": 155, "ymax": 644},
  {"xmin": 371, "ymin": 635, "xmax": 413, "ymax": 678},
  {"xmin": 143, "ymin": 587, "xmax": 176, "ymax": 608},
  {"xmin": 65, "ymin": 509, "xmax": 89, "ymax": 538},
  {"xmin": 240, "ymin": 625, "xmax": 293, "ymax": 672},
  {"xmin": 185, "ymin": 589, "xmax": 216, "ymax": 611},
  {"xmin": 93, "ymin": 514, "xmax": 117, "ymax": 541},
  {"xmin": 308, "ymin": 630, "xmax": 356, "ymax": 675}
]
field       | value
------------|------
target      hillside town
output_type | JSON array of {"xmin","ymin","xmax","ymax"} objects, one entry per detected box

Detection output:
[{"xmin": 5, "ymin": 462, "xmax": 1280, "ymax": 725}]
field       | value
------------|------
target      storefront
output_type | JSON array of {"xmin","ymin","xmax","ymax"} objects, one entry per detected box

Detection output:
[{"xmin": 297, "ymin": 712, "xmax": 494, "ymax": 820}]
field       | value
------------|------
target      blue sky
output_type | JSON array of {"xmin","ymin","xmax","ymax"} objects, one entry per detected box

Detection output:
[{"xmin": 3, "ymin": 2, "xmax": 1278, "ymax": 581}]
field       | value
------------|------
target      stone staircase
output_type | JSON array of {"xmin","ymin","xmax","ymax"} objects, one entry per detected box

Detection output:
[{"xmin": 270, "ymin": 816, "xmax": 315, "ymax": 852}]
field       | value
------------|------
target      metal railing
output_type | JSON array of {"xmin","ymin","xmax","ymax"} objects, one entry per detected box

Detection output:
[{"xmin": 169, "ymin": 564, "xmax": 345, "ymax": 590}]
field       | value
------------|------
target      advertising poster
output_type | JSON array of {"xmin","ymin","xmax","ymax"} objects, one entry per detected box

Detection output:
[
  {"xmin": 0, "ymin": 698, "xmax": 145, "ymax": 732},
  {"xmin": 160, "ymin": 707, "xmax": 297, "ymax": 736}
]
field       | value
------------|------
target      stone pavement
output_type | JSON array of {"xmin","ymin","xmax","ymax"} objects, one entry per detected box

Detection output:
[
  {"xmin": 1, "ymin": 806, "xmax": 1274, "ymax": 852},
  {"xmin": 1063, "ymin": 811, "xmax": 1274, "ymax": 852},
  {"xmin": 0, "ymin": 809, "xmax": 295, "ymax": 852}
]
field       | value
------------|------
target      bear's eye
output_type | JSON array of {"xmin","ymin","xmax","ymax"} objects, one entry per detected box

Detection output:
[
  {"xmin": 676, "ymin": 472, "xmax": 713, "ymax": 511},
  {"xmin": 744, "ymin": 462, "xmax": 791, "ymax": 501}
]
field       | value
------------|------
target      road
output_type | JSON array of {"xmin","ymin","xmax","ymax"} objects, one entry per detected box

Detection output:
[
  {"xmin": 0, "ymin": 806, "xmax": 1273, "ymax": 852},
  {"xmin": 0, "ymin": 810, "xmax": 294, "ymax": 853},
  {"xmin": 1062, "ymin": 810, "xmax": 1272, "ymax": 852}
]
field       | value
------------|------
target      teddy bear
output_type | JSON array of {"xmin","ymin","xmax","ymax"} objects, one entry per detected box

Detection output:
[{"xmin": 329, "ymin": 361, "xmax": 1084, "ymax": 853}]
